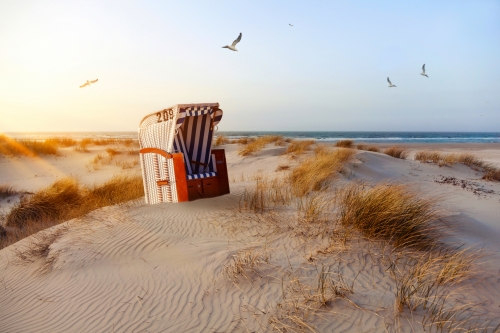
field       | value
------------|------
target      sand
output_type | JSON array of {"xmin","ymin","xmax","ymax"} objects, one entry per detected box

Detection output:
[{"xmin": 1, "ymin": 142, "xmax": 500, "ymax": 332}]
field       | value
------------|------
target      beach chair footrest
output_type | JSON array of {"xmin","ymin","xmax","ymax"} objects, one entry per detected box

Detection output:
[{"xmin": 187, "ymin": 172, "xmax": 217, "ymax": 180}]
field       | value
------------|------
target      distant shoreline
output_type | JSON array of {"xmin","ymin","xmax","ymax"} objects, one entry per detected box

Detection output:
[{"xmin": 4, "ymin": 131, "xmax": 500, "ymax": 144}]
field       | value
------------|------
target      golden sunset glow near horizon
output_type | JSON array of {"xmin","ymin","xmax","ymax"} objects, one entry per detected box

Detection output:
[{"xmin": 1, "ymin": 1, "xmax": 499, "ymax": 132}]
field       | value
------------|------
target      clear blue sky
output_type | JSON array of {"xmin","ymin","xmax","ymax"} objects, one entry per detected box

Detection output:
[{"xmin": 1, "ymin": 1, "xmax": 499, "ymax": 132}]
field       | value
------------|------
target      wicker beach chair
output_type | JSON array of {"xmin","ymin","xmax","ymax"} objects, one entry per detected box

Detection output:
[{"xmin": 138, "ymin": 103, "xmax": 230, "ymax": 204}]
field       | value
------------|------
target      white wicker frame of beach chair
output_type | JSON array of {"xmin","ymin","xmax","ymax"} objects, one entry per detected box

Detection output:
[{"xmin": 138, "ymin": 103, "xmax": 229, "ymax": 204}]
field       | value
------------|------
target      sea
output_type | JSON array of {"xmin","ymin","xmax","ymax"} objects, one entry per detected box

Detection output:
[{"xmin": 5, "ymin": 131, "xmax": 500, "ymax": 144}]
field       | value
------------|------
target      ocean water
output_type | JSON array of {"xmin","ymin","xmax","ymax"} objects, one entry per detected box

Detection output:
[
  {"xmin": 5, "ymin": 131, "xmax": 500, "ymax": 144},
  {"xmin": 218, "ymin": 131, "xmax": 500, "ymax": 144}
]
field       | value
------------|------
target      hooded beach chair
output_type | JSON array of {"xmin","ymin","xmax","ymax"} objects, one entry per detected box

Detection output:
[{"xmin": 138, "ymin": 103, "xmax": 230, "ymax": 204}]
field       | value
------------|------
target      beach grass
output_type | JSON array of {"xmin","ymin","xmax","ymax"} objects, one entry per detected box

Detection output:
[
  {"xmin": 115, "ymin": 160, "xmax": 139, "ymax": 169},
  {"xmin": 356, "ymin": 144, "xmax": 380, "ymax": 152},
  {"xmin": 290, "ymin": 147, "xmax": 354, "ymax": 196},
  {"xmin": 414, "ymin": 151, "xmax": 482, "ymax": 167},
  {"xmin": 232, "ymin": 137, "xmax": 254, "ymax": 145},
  {"xmin": 0, "ymin": 135, "xmax": 122, "ymax": 157},
  {"xmin": 44, "ymin": 137, "xmax": 77, "ymax": 147},
  {"xmin": 239, "ymin": 176, "xmax": 294, "ymax": 213},
  {"xmin": 0, "ymin": 185, "xmax": 17, "ymax": 199},
  {"xmin": 6, "ymin": 178, "xmax": 82, "ymax": 228},
  {"xmin": 483, "ymin": 167, "xmax": 500, "ymax": 181},
  {"xmin": 335, "ymin": 182, "xmax": 443, "ymax": 250},
  {"xmin": 238, "ymin": 135, "xmax": 285, "ymax": 156},
  {"xmin": 232, "ymin": 147, "xmax": 492, "ymax": 332},
  {"xmin": 414, "ymin": 150, "xmax": 500, "ymax": 180},
  {"xmin": 0, "ymin": 134, "xmax": 59, "ymax": 157},
  {"xmin": 275, "ymin": 164, "xmax": 291, "ymax": 171},
  {"xmin": 383, "ymin": 146, "xmax": 408, "ymax": 159},
  {"xmin": 2, "ymin": 174, "xmax": 144, "ymax": 249},
  {"xmin": 391, "ymin": 246, "xmax": 478, "ymax": 318},
  {"xmin": 334, "ymin": 139, "xmax": 354, "ymax": 148},
  {"xmin": 223, "ymin": 249, "xmax": 268, "ymax": 280},
  {"xmin": 214, "ymin": 135, "xmax": 230, "ymax": 146},
  {"xmin": 283, "ymin": 140, "xmax": 315, "ymax": 155},
  {"xmin": 74, "ymin": 138, "xmax": 138, "ymax": 153}
]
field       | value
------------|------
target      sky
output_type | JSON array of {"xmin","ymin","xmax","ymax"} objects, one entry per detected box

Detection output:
[{"xmin": 0, "ymin": 1, "xmax": 499, "ymax": 132}]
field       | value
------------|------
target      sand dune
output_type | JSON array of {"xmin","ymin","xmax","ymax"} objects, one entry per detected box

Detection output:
[{"xmin": 1, "ymin": 143, "xmax": 500, "ymax": 332}]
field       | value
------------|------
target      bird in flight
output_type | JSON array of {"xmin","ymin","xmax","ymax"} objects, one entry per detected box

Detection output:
[
  {"xmin": 387, "ymin": 77, "xmax": 396, "ymax": 87},
  {"xmin": 420, "ymin": 64, "xmax": 428, "ymax": 77},
  {"xmin": 222, "ymin": 33, "xmax": 242, "ymax": 51},
  {"xmin": 289, "ymin": 24, "xmax": 293, "ymax": 27},
  {"xmin": 80, "ymin": 79, "xmax": 98, "ymax": 88}
]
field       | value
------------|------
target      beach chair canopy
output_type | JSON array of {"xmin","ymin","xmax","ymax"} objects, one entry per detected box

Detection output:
[{"xmin": 138, "ymin": 103, "xmax": 223, "ymax": 179}]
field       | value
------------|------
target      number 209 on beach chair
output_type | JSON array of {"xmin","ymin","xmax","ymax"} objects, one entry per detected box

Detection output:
[{"xmin": 138, "ymin": 103, "xmax": 230, "ymax": 204}]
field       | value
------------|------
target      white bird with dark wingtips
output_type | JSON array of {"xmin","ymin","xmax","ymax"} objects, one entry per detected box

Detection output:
[
  {"xmin": 387, "ymin": 77, "xmax": 396, "ymax": 87},
  {"xmin": 80, "ymin": 79, "xmax": 98, "ymax": 88},
  {"xmin": 222, "ymin": 33, "xmax": 242, "ymax": 51},
  {"xmin": 289, "ymin": 23, "xmax": 293, "ymax": 27},
  {"xmin": 421, "ymin": 64, "xmax": 428, "ymax": 77}
]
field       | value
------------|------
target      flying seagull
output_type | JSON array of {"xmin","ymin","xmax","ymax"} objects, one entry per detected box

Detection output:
[
  {"xmin": 289, "ymin": 23, "xmax": 293, "ymax": 27},
  {"xmin": 222, "ymin": 33, "xmax": 242, "ymax": 51},
  {"xmin": 80, "ymin": 79, "xmax": 98, "ymax": 88},
  {"xmin": 387, "ymin": 77, "xmax": 396, "ymax": 87},
  {"xmin": 420, "ymin": 64, "xmax": 428, "ymax": 77}
]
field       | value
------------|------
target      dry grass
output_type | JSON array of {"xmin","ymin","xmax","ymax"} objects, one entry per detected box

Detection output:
[
  {"xmin": 269, "ymin": 264, "xmax": 356, "ymax": 332},
  {"xmin": 356, "ymin": 144, "xmax": 380, "ymax": 152},
  {"xmin": 0, "ymin": 135, "xmax": 138, "ymax": 157},
  {"xmin": 0, "ymin": 134, "xmax": 59, "ymax": 157},
  {"xmin": 87, "ymin": 138, "xmax": 136, "ymax": 146},
  {"xmin": 366, "ymin": 146, "xmax": 380, "ymax": 153},
  {"xmin": 390, "ymin": 247, "xmax": 478, "ymax": 327},
  {"xmin": 414, "ymin": 150, "xmax": 500, "ymax": 180},
  {"xmin": 483, "ymin": 166, "xmax": 500, "ymax": 181},
  {"xmin": 74, "ymin": 138, "xmax": 91, "ymax": 152},
  {"xmin": 74, "ymin": 138, "xmax": 137, "ymax": 153},
  {"xmin": 87, "ymin": 148, "xmax": 139, "ymax": 171},
  {"xmin": 230, "ymin": 148, "xmax": 494, "ymax": 332},
  {"xmin": 115, "ymin": 160, "xmax": 139, "ymax": 169},
  {"xmin": 315, "ymin": 264, "xmax": 354, "ymax": 305},
  {"xmin": 0, "ymin": 184, "xmax": 16, "ymax": 199},
  {"xmin": 283, "ymin": 140, "xmax": 316, "ymax": 155},
  {"xmin": 223, "ymin": 249, "xmax": 269, "ymax": 280},
  {"xmin": 290, "ymin": 148, "xmax": 355, "ymax": 196},
  {"xmin": 6, "ymin": 178, "xmax": 82, "ymax": 228},
  {"xmin": 295, "ymin": 192, "xmax": 331, "ymax": 225},
  {"xmin": 214, "ymin": 135, "xmax": 230, "ymax": 146},
  {"xmin": 334, "ymin": 140, "xmax": 353, "ymax": 148},
  {"xmin": 231, "ymin": 155, "xmax": 493, "ymax": 331},
  {"xmin": 106, "ymin": 148, "xmax": 122, "ymax": 157},
  {"xmin": 232, "ymin": 137, "xmax": 255, "ymax": 145},
  {"xmin": 11, "ymin": 225, "xmax": 68, "ymax": 274},
  {"xmin": 126, "ymin": 148, "xmax": 140, "ymax": 155},
  {"xmin": 383, "ymin": 147, "xmax": 408, "ymax": 159},
  {"xmin": 335, "ymin": 183, "xmax": 443, "ymax": 250},
  {"xmin": 44, "ymin": 137, "xmax": 77, "ymax": 147},
  {"xmin": 2, "ymin": 175, "xmax": 144, "ymax": 249},
  {"xmin": 238, "ymin": 136, "xmax": 285, "ymax": 156},
  {"xmin": 414, "ymin": 151, "xmax": 483, "ymax": 168},
  {"xmin": 82, "ymin": 174, "xmax": 143, "ymax": 210},
  {"xmin": 0, "ymin": 220, "xmax": 59, "ymax": 249},
  {"xmin": 239, "ymin": 176, "xmax": 294, "ymax": 213},
  {"xmin": 276, "ymin": 164, "xmax": 291, "ymax": 171},
  {"xmin": 414, "ymin": 151, "xmax": 442, "ymax": 164},
  {"xmin": 0, "ymin": 225, "xmax": 6, "ymax": 239},
  {"xmin": 87, "ymin": 153, "xmax": 112, "ymax": 170}
]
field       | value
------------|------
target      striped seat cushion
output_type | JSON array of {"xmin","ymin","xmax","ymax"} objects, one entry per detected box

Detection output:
[
  {"xmin": 187, "ymin": 172, "xmax": 217, "ymax": 180},
  {"xmin": 173, "ymin": 107, "xmax": 220, "ymax": 176}
]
